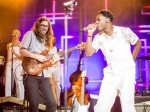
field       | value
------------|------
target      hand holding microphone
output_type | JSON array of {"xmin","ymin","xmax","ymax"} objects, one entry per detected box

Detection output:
[{"xmin": 80, "ymin": 23, "xmax": 97, "ymax": 33}]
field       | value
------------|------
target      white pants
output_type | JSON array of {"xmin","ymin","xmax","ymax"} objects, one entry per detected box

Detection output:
[
  {"xmin": 94, "ymin": 66, "xmax": 136, "ymax": 112},
  {"xmin": 5, "ymin": 61, "xmax": 24, "ymax": 99},
  {"xmin": 52, "ymin": 65, "xmax": 61, "ymax": 105}
]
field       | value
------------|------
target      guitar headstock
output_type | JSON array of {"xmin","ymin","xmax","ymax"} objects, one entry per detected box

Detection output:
[
  {"xmin": 81, "ymin": 70, "xmax": 87, "ymax": 78},
  {"xmin": 76, "ymin": 42, "xmax": 85, "ymax": 50}
]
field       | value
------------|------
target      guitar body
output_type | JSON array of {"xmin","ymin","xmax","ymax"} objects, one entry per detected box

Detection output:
[
  {"xmin": 77, "ymin": 102, "xmax": 90, "ymax": 112},
  {"xmin": 22, "ymin": 50, "xmax": 53, "ymax": 75}
]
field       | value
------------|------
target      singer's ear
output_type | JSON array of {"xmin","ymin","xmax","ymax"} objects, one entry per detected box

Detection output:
[{"xmin": 106, "ymin": 18, "xmax": 109, "ymax": 23}]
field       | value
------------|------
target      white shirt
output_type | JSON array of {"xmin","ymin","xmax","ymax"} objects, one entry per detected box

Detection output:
[{"xmin": 92, "ymin": 26, "xmax": 139, "ymax": 74}]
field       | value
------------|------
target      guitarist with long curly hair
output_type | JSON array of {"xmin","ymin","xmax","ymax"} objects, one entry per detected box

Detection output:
[{"xmin": 20, "ymin": 16, "xmax": 60, "ymax": 112}]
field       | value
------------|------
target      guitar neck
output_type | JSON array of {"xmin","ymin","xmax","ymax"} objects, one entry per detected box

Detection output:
[
  {"xmin": 80, "ymin": 77, "xmax": 85, "ymax": 106},
  {"xmin": 57, "ymin": 46, "xmax": 77, "ymax": 58},
  {"xmin": 46, "ymin": 46, "xmax": 76, "ymax": 60}
]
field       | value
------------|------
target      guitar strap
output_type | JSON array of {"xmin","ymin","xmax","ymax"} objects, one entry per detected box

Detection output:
[{"xmin": 28, "ymin": 34, "xmax": 32, "ymax": 50}]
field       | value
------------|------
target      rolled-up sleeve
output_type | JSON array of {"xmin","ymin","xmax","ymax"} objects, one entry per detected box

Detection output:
[{"xmin": 20, "ymin": 31, "xmax": 32, "ymax": 49}]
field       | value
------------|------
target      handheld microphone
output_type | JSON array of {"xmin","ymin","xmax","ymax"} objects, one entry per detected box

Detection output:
[
  {"xmin": 80, "ymin": 24, "xmax": 97, "ymax": 31},
  {"xmin": 12, "ymin": 34, "xmax": 17, "ymax": 37}
]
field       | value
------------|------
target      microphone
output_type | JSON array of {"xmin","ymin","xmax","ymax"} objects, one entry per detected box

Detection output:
[
  {"xmin": 63, "ymin": 0, "xmax": 77, "ymax": 7},
  {"xmin": 12, "ymin": 34, "xmax": 16, "ymax": 37},
  {"xmin": 80, "ymin": 24, "xmax": 97, "ymax": 31}
]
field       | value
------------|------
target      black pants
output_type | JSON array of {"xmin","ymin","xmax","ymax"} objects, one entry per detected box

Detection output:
[{"xmin": 24, "ymin": 74, "xmax": 57, "ymax": 112}]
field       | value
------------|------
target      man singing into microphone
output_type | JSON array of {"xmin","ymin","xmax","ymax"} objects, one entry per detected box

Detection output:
[
  {"xmin": 85, "ymin": 10, "xmax": 141, "ymax": 112},
  {"xmin": 2, "ymin": 30, "xmax": 24, "ymax": 99}
]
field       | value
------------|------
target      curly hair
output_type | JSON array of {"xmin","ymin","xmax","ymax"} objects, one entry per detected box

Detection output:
[{"xmin": 31, "ymin": 16, "xmax": 54, "ymax": 49}]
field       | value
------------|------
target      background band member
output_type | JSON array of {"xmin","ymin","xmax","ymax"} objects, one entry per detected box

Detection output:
[
  {"xmin": 48, "ymin": 36, "xmax": 72, "ymax": 106},
  {"xmin": 3, "ymin": 30, "xmax": 24, "ymax": 99},
  {"xmin": 47, "ymin": 36, "xmax": 62, "ymax": 106},
  {"xmin": 20, "ymin": 17, "xmax": 60, "ymax": 112},
  {"xmin": 85, "ymin": 10, "xmax": 141, "ymax": 112}
]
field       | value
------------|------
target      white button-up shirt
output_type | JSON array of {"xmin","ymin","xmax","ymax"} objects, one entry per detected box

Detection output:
[{"xmin": 92, "ymin": 26, "xmax": 139, "ymax": 74}]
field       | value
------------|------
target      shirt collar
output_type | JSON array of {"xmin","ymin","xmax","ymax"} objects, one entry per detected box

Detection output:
[{"xmin": 103, "ymin": 25, "xmax": 117, "ymax": 37}]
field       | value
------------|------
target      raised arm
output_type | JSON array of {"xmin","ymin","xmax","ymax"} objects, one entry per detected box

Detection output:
[
  {"xmin": 85, "ymin": 33, "xmax": 96, "ymax": 57},
  {"xmin": 85, "ymin": 24, "xmax": 97, "ymax": 57}
]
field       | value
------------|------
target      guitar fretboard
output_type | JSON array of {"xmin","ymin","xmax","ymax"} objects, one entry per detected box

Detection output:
[
  {"xmin": 47, "ymin": 46, "xmax": 78, "ymax": 59},
  {"xmin": 58, "ymin": 46, "xmax": 77, "ymax": 58}
]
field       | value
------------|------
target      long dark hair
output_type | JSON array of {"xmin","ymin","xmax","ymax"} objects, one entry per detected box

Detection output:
[{"xmin": 32, "ymin": 16, "xmax": 54, "ymax": 48}]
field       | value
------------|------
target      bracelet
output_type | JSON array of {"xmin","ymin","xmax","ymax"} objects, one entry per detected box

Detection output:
[{"xmin": 87, "ymin": 35, "xmax": 92, "ymax": 37}]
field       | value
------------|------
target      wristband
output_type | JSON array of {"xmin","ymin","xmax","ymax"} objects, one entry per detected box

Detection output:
[{"xmin": 87, "ymin": 35, "xmax": 92, "ymax": 37}]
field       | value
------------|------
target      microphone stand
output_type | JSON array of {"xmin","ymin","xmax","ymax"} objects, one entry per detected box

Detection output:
[
  {"xmin": 63, "ymin": 2, "xmax": 76, "ymax": 112},
  {"xmin": 11, "ymin": 41, "xmax": 16, "ymax": 97},
  {"xmin": 64, "ymin": 7, "xmax": 69, "ymax": 112},
  {"xmin": 11, "ymin": 43, "xmax": 14, "ymax": 97}
]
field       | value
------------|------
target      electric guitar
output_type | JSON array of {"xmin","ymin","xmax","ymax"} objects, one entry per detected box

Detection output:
[
  {"xmin": 22, "ymin": 43, "xmax": 85, "ymax": 75},
  {"xmin": 77, "ymin": 70, "xmax": 90, "ymax": 112}
]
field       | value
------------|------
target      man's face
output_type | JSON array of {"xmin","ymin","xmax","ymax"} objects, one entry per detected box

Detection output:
[
  {"xmin": 95, "ymin": 14, "xmax": 108, "ymax": 31},
  {"xmin": 39, "ymin": 21, "xmax": 49, "ymax": 36}
]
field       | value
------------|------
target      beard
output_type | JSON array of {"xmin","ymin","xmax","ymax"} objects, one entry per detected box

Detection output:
[{"xmin": 38, "ymin": 29, "xmax": 47, "ymax": 37}]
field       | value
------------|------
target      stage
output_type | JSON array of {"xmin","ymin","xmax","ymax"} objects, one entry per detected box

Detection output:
[{"xmin": 1, "ymin": 95, "xmax": 150, "ymax": 112}]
